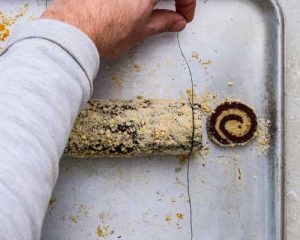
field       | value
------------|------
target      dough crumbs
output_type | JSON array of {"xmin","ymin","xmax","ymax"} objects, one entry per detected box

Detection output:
[
  {"xmin": 131, "ymin": 64, "xmax": 141, "ymax": 72},
  {"xmin": 192, "ymin": 51, "xmax": 199, "ymax": 59},
  {"xmin": 175, "ymin": 154, "xmax": 189, "ymax": 172},
  {"xmin": 199, "ymin": 143, "xmax": 210, "ymax": 157},
  {"xmin": 227, "ymin": 81, "xmax": 234, "ymax": 87},
  {"xmin": 0, "ymin": 3, "xmax": 29, "ymax": 44},
  {"xmin": 69, "ymin": 215, "xmax": 78, "ymax": 224},
  {"xmin": 200, "ymin": 92, "xmax": 218, "ymax": 115},
  {"xmin": 200, "ymin": 59, "xmax": 213, "ymax": 65},
  {"xmin": 165, "ymin": 214, "xmax": 172, "ymax": 223},
  {"xmin": 96, "ymin": 226, "xmax": 114, "ymax": 238},
  {"xmin": 48, "ymin": 197, "xmax": 56, "ymax": 210},
  {"xmin": 97, "ymin": 212, "xmax": 115, "ymax": 238},
  {"xmin": 111, "ymin": 74, "xmax": 123, "ymax": 88},
  {"xmin": 176, "ymin": 213, "xmax": 184, "ymax": 220},
  {"xmin": 255, "ymin": 119, "xmax": 271, "ymax": 155}
]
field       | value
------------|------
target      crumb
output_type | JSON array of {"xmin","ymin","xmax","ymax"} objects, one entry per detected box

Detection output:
[
  {"xmin": 69, "ymin": 215, "xmax": 78, "ymax": 224},
  {"xmin": 165, "ymin": 214, "xmax": 172, "ymax": 223},
  {"xmin": 175, "ymin": 155, "xmax": 189, "ymax": 172},
  {"xmin": 200, "ymin": 92, "xmax": 218, "ymax": 115},
  {"xmin": 131, "ymin": 64, "xmax": 141, "ymax": 72},
  {"xmin": 200, "ymin": 59, "xmax": 213, "ymax": 65},
  {"xmin": 192, "ymin": 51, "xmax": 199, "ymax": 59},
  {"xmin": 176, "ymin": 213, "xmax": 184, "ymax": 220},
  {"xmin": 0, "ymin": 3, "xmax": 29, "ymax": 43},
  {"xmin": 48, "ymin": 197, "xmax": 56, "ymax": 209},
  {"xmin": 255, "ymin": 119, "xmax": 271, "ymax": 155},
  {"xmin": 111, "ymin": 74, "xmax": 123, "ymax": 88},
  {"xmin": 227, "ymin": 81, "xmax": 234, "ymax": 86}
]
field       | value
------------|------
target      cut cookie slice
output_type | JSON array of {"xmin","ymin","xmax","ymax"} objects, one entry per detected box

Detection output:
[{"xmin": 207, "ymin": 101, "xmax": 258, "ymax": 147}]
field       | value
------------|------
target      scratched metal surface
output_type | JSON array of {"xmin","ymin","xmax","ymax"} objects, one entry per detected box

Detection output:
[{"xmin": 0, "ymin": 0, "xmax": 284, "ymax": 239}]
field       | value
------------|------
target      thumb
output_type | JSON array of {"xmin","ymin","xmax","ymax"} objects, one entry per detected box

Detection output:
[{"xmin": 144, "ymin": 9, "xmax": 187, "ymax": 38}]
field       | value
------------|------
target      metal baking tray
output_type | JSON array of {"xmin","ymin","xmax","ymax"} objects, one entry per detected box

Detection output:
[{"xmin": 1, "ymin": 0, "xmax": 282, "ymax": 239}]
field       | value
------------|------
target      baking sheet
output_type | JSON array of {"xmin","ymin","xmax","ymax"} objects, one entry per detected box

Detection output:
[{"xmin": 0, "ymin": 0, "xmax": 284, "ymax": 239}]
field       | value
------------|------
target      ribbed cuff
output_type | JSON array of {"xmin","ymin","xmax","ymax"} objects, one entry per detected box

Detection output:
[{"xmin": 3, "ymin": 19, "xmax": 100, "ymax": 97}]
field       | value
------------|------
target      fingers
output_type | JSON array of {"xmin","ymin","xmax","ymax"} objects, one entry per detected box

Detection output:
[
  {"xmin": 144, "ymin": 9, "xmax": 186, "ymax": 37},
  {"xmin": 175, "ymin": 0, "xmax": 196, "ymax": 22}
]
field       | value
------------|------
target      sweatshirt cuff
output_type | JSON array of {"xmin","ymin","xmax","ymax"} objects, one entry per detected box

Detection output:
[{"xmin": 3, "ymin": 19, "xmax": 100, "ymax": 97}]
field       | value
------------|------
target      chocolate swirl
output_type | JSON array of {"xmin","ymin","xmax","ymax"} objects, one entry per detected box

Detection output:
[{"xmin": 207, "ymin": 101, "xmax": 258, "ymax": 146}]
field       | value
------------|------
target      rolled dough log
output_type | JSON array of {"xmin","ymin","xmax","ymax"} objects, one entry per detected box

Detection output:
[{"xmin": 65, "ymin": 98, "xmax": 202, "ymax": 158}]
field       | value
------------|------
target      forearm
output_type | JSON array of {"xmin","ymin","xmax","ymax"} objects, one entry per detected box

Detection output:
[{"xmin": 0, "ymin": 20, "xmax": 99, "ymax": 239}]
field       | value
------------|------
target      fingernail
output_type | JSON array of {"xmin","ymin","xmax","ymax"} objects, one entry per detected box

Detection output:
[{"xmin": 171, "ymin": 19, "xmax": 186, "ymax": 32}]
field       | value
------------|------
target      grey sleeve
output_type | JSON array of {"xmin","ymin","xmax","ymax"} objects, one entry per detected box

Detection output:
[{"xmin": 0, "ymin": 20, "xmax": 99, "ymax": 240}]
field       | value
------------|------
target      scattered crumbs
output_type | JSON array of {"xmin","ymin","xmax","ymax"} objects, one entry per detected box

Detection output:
[
  {"xmin": 165, "ymin": 214, "xmax": 172, "ymax": 223},
  {"xmin": 97, "ymin": 212, "xmax": 115, "ymax": 238},
  {"xmin": 96, "ymin": 226, "xmax": 105, "ymax": 238},
  {"xmin": 48, "ymin": 197, "xmax": 56, "ymax": 210},
  {"xmin": 200, "ymin": 59, "xmax": 213, "ymax": 65},
  {"xmin": 176, "ymin": 223, "xmax": 183, "ymax": 229},
  {"xmin": 171, "ymin": 198, "xmax": 176, "ymax": 203},
  {"xmin": 0, "ymin": 3, "xmax": 29, "ymax": 43},
  {"xmin": 111, "ymin": 74, "xmax": 124, "ymax": 88},
  {"xmin": 69, "ymin": 215, "xmax": 78, "ymax": 224},
  {"xmin": 227, "ymin": 81, "xmax": 234, "ymax": 87},
  {"xmin": 60, "ymin": 215, "xmax": 66, "ymax": 221},
  {"xmin": 199, "ymin": 142, "xmax": 210, "ymax": 157},
  {"xmin": 186, "ymin": 88, "xmax": 194, "ymax": 100},
  {"xmin": 192, "ymin": 51, "xmax": 199, "ymax": 59},
  {"xmin": 131, "ymin": 64, "xmax": 141, "ymax": 72},
  {"xmin": 200, "ymin": 92, "xmax": 218, "ymax": 115},
  {"xmin": 238, "ymin": 168, "xmax": 242, "ymax": 180},
  {"xmin": 255, "ymin": 119, "xmax": 271, "ymax": 155},
  {"xmin": 176, "ymin": 213, "xmax": 184, "ymax": 220},
  {"xmin": 79, "ymin": 204, "xmax": 89, "ymax": 217},
  {"xmin": 99, "ymin": 212, "xmax": 107, "ymax": 223},
  {"xmin": 96, "ymin": 225, "xmax": 115, "ymax": 238},
  {"xmin": 175, "ymin": 154, "xmax": 188, "ymax": 172},
  {"xmin": 175, "ymin": 177, "xmax": 185, "ymax": 186},
  {"xmin": 136, "ymin": 95, "xmax": 144, "ymax": 100}
]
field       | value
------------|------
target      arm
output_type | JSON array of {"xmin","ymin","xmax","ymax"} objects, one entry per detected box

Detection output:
[
  {"xmin": 0, "ymin": 20, "xmax": 99, "ymax": 239},
  {"xmin": 0, "ymin": 0, "xmax": 196, "ymax": 239}
]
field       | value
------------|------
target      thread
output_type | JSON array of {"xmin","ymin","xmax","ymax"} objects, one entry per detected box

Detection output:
[{"xmin": 177, "ymin": 32, "xmax": 194, "ymax": 240}]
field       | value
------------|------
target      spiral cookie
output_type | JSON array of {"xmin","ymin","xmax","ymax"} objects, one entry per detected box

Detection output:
[{"xmin": 207, "ymin": 101, "xmax": 258, "ymax": 147}]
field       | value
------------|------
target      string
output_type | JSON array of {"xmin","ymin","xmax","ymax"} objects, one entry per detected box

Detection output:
[{"xmin": 177, "ymin": 32, "xmax": 195, "ymax": 240}]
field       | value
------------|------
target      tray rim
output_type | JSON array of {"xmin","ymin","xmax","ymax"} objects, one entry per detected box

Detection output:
[{"xmin": 270, "ymin": 0, "xmax": 285, "ymax": 239}]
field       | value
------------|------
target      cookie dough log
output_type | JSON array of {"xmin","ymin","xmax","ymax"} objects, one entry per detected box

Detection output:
[{"xmin": 65, "ymin": 98, "xmax": 202, "ymax": 158}]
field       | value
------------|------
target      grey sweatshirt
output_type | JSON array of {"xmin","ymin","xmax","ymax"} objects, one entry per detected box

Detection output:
[{"xmin": 0, "ymin": 20, "xmax": 100, "ymax": 239}]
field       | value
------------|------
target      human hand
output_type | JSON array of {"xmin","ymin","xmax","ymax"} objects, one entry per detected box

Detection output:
[{"xmin": 42, "ymin": 0, "xmax": 196, "ymax": 59}]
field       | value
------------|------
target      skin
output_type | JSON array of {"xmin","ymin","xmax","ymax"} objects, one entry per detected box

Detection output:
[{"xmin": 42, "ymin": 0, "xmax": 196, "ymax": 59}]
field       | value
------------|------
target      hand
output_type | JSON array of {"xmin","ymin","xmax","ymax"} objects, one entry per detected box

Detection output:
[{"xmin": 42, "ymin": 0, "xmax": 196, "ymax": 59}]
